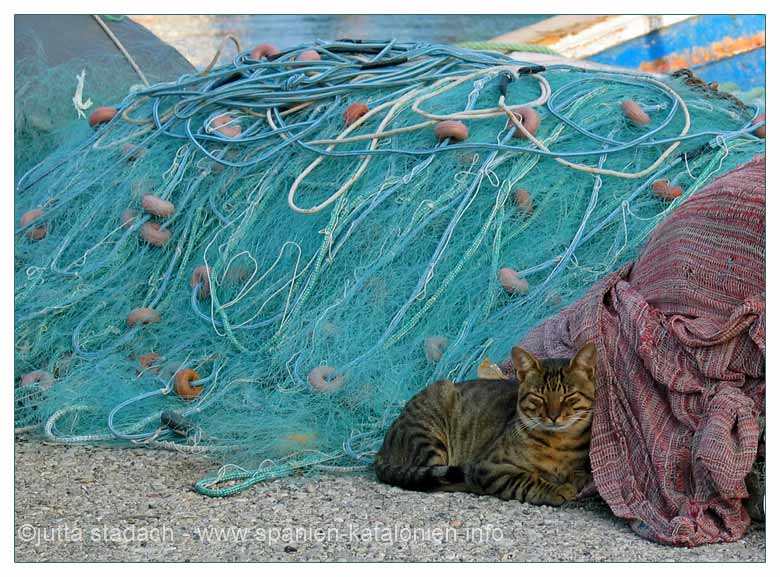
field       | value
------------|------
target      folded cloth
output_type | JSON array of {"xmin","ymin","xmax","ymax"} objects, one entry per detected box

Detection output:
[{"xmin": 502, "ymin": 156, "xmax": 765, "ymax": 546}]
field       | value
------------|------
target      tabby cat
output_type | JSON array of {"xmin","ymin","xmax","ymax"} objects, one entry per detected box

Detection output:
[{"xmin": 375, "ymin": 343, "xmax": 596, "ymax": 505}]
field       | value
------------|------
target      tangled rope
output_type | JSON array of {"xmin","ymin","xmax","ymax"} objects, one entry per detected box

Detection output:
[{"xmin": 14, "ymin": 39, "xmax": 765, "ymax": 496}]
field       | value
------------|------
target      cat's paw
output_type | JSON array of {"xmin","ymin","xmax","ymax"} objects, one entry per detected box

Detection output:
[
  {"xmin": 527, "ymin": 493, "xmax": 564, "ymax": 506},
  {"xmin": 556, "ymin": 482, "xmax": 578, "ymax": 502}
]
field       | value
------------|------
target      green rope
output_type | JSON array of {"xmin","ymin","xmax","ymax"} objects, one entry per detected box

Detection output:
[
  {"xmin": 456, "ymin": 41, "xmax": 560, "ymax": 56},
  {"xmin": 194, "ymin": 453, "xmax": 339, "ymax": 497}
]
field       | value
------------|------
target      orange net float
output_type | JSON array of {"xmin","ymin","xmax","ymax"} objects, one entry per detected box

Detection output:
[
  {"xmin": 137, "ymin": 353, "xmax": 162, "ymax": 376},
  {"xmin": 141, "ymin": 194, "xmax": 175, "ymax": 218},
  {"xmin": 211, "ymin": 114, "xmax": 242, "ymax": 138},
  {"xmin": 138, "ymin": 352, "xmax": 160, "ymax": 366},
  {"xmin": 120, "ymin": 209, "xmax": 137, "ymax": 229},
  {"xmin": 320, "ymin": 321, "xmax": 339, "ymax": 338},
  {"xmin": 140, "ymin": 222, "xmax": 171, "ymax": 247},
  {"xmin": 651, "ymin": 179, "xmax": 683, "ymax": 200},
  {"xmin": 477, "ymin": 358, "xmax": 506, "ymax": 380},
  {"xmin": 434, "ymin": 120, "xmax": 469, "ymax": 142},
  {"xmin": 424, "ymin": 336, "xmax": 448, "ymax": 363},
  {"xmin": 513, "ymin": 188, "xmax": 534, "ymax": 214},
  {"xmin": 250, "ymin": 43, "xmax": 280, "ymax": 60},
  {"xmin": 621, "ymin": 100, "xmax": 651, "ymax": 126},
  {"xmin": 122, "ymin": 142, "xmax": 147, "ymax": 162},
  {"xmin": 498, "ymin": 267, "xmax": 529, "ymax": 295},
  {"xmin": 190, "ymin": 265, "xmax": 211, "ymax": 299},
  {"xmin": 138, "ymin": 352, "xmax": 161, "ymax": 370},
  {"xmin": 752, "ymin": 113, "xmax": 766, "ymax": 138},
  {"xmin": 545, "ymin": 290, "xmax": 562, "ymax": 306},
  {"xmin": 285, "ymin": 433, "xmax": 317, "ymax": 445},
  {"xmin": 174, "ymin": 368, "xmax": 203, "ymax": 400},
  {"xmin": 19, "ymin": 208, "xmax": 47, "ymax": 240},
  {"xmin": 307, "ymin": 365, "xmax": 344, "ymax": 393},
  {"xmin": 274, "ymin": 432, "xmax": 319, "ymax": 452},
  {"xmin": 20, "ymin": 370, "xmax": 54, "ymax": 391},
  {"xmin": 88, "ymin": 106, "xmax": 118, "ymax": 128},
  {"xmin": 297, "ymin": 49, "xmax": 321, "ymax": 62},
  {"xmin": 343, "ymin": 102, "xmax": 369, "ymax": 127},
  {"xmin": 509, "ymin": 106, "xmax": 540, "ymax": 139},
  {"xmin": 225, "ymin": 265, "xmax": 251, "ymax": 283},
  {"xmin": 126, "ymin": 307, "xmax": 161, "ymax": 327}
]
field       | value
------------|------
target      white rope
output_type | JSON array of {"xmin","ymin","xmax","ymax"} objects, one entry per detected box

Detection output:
[
  {"xmin": 307, "ymin": 67, "xmax": 550, "ymax": 146},
  {"xmin": 72, "ymin": 69, "xmax": 93, "ymax": 119},
  {"xmin": 285, "ymin": 67, "xmax": 551, "ymax": 215},
  {"xmin": 285, "ymin": 86, "xmax": 427, "ymax": 214},
  {"xmin": 45, "ymin": 405, "xmax": 114, "ymax": 443},
  {"xmin": 500, "ymin": 76, "xmax": 691, "ymax": 180},
  {"xmin": 411, "ymin": 67, "xmax": 550, "ymax": 120},
  {"xmin": 92, "ymin": 15, "xmax": 150, "ymax": 87},
  {"xmin": 200, "ymin": 34, "xmax": 242, "ymax": 75}
]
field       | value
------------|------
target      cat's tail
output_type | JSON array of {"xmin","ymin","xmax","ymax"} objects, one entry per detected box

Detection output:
[{"xmin": 374, "ymin": 456, "xmax": 465, "ymax": 491}]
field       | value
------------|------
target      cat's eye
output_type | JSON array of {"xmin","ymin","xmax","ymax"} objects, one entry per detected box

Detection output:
[
  {"xmin": 521, "ymin": 394, "xmax": 544, "ymax": 411},
  {"xmin": 563, "ymin": 392, "xmax": 590, "ymax": 412}
]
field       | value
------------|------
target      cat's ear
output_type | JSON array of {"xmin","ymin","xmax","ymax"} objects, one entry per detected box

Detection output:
[
  {"xmin": 569, "ymin": 342, "xmax": 597, "ymax": 379},
  {"xmin": 511, "ymin": 347, "xmax": 541, "ymax": 382}
]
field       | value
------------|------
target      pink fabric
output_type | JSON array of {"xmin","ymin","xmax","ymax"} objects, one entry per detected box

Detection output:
[{"xmin": 503, "ymin": 156, "xmax": 765, "ymax": 546}]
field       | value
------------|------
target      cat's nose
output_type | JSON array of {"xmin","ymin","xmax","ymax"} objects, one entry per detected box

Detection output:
[{"xmin": 548, "ymin": 408, "xmax": 561, "ymax": 422}]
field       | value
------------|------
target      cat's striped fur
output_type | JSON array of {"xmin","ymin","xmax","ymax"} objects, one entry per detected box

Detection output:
[{"xmin": 374, "ymin": 343, "xmax": 596, "ymax": 505}]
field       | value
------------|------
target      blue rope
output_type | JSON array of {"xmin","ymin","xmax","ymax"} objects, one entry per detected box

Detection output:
[{"xmin": 17, "ymin": 39, "xmax": 764, "ymax": 493}]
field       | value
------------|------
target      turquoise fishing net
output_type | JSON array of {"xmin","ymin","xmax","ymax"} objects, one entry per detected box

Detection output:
[
  {"xmin": 14, "ymin": 41, "xmax": 765, "ymax": 496},
  {"xmin": 14, "ymin": 18, "xmax": 193, "ymax": 174}
]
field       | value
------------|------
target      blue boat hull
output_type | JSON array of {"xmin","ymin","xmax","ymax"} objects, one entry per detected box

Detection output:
[{"xmin": 589, "ymin": 15, "xmax": 765, "ymax": 92}]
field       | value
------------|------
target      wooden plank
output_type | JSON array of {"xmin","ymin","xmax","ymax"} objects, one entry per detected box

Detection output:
[
  {"xmin": 490, "ymin": 14, "xmax": 693, "ymax": 59},
  {"xmin": 687, "ymin": 47, "xmax": 765, "ymax": 92},
  {"xmin": 588, "ymin": 15, "xmax": 765, "ymax": 69},
  {"xmin": 637, "ymin": 32, "xmax": 765, "ymax": 74}
]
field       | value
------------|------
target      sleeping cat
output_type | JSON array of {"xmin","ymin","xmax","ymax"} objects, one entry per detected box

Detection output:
[{"xmin": 374, "ymin": 343, "xmax": 596, "ymax": 505}]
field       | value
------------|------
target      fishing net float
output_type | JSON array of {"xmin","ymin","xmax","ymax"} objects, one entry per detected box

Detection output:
[{"xmin": 14, "ymin": 39, "xmax": 765, "ymax": 496}]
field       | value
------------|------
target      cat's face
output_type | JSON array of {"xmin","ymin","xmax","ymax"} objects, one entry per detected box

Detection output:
[{"xmin": 512, "ymin": 344, "xmax": 596, "ymax": 432}]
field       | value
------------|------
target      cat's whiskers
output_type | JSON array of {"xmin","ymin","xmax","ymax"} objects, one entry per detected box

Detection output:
[
  {"xmin": 567, "ymin": 413, "xmax": 592, "ymax": 426},
  {"xmin": 516, "ymin": 414, "xmax": 540, "ymax": 432},
  {"xmin": 511, "ymin": 418, "xmax": 537, "ymax": 438},
  {"xmin": 536, "ymin": 413, "xmax": 591, "ymax": 432}
]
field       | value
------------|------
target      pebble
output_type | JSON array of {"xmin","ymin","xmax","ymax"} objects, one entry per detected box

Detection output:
[{"xmin": 14, "ymin": 440, "xmax": 765, "ymax": 562}]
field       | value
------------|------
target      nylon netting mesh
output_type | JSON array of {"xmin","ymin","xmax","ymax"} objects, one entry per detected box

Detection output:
[{"xmin": 14, "ymin": 41, "xmax": 765, "ymax": 495}]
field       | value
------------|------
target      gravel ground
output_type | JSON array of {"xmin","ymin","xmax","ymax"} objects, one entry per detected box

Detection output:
[{"xmin": 15, "ymin": 440, "xmax": 765, "ymax": 562}]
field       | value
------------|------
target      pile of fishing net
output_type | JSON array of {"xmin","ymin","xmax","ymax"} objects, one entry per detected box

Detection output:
[{"xmin": 14, "ymin": 40, "xmax": 765, "ymax": 496}]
